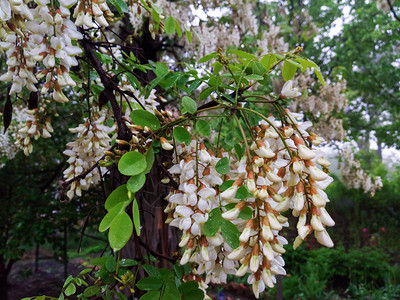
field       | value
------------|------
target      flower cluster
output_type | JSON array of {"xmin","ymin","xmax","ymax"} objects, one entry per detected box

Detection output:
[
  {"xmin": 29, "ymin": 0, "xmax": 83, "ymax": 103},
  {"xmin": 14, "ymin": 107, "xmax": 54, "ymax": 156},
  {"xmin": 0, "ymin": 30, "xmax": 37, "ymax": 95},
  {"xmin": 73, "ymin": 0, "xmax": 113, "ymax": 28},
  {"xmin": 164, "ymin": 107, "xmax": 335, "ymax": 298},
  {"xmin": 63, "ymin": 108, "xmax": 115, "ymax": 199},
  {"xmin": 0, "ymin": 0, "xmax": 83, "ymax": 103},
  {"xmin": 340, "ymin": 145, "xmax": 382, "ymax": 196}
]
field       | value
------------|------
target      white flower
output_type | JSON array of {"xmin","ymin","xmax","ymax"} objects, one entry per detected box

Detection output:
[{"xmin": 281, "ymin": 80, "xmax": 301, "ymax": 98}]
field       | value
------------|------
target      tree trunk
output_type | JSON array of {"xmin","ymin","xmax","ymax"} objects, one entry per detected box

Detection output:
[{"xmin": 0, "ymin": 261, "xmax": 11, "ymax": 300}]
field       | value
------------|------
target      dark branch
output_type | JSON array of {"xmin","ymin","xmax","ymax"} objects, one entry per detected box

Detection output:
[
  {"xmin": 387, "ymin": 0, "xmax": 400, "ymax": 23},
  {"xmin": 138, "ymin": 237, "xmax": 175, "ymax": 262}
]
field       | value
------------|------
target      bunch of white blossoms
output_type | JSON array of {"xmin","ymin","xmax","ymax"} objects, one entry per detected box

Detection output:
[
  {"xmin": 14, "ymin": 107, "xmax": 54, "ymax": 156},
  {"xmin": 63, "ymin": 108, "xmax": 115, "ymax": 199},
  {"xmin": 29, "ymin": 0, "xmax": 82, "ymax": 103},
  {"xmin": 0, "ymin": 30, "xmax": 37, "ymax": 95},
  {"xmin": 164, "ymin": 107, "xmax": 335, "ymax": 298},
  {"xmin": 73, "ymin": 0, "xmax": 113, "ymax": 28},
  {"xmin": 340, "ymin": 145, "xmax": 382, "ymax": 196}
]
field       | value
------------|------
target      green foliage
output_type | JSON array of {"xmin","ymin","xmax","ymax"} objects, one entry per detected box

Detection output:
[
  {"xmin": 195, "ymin": 119, "xmax": 211, "ymax": 137},
  {"xmin": 220, "ymin": 220, "xmax": 240, "ymax": 249},
  {"xmin": 181, "ymin": 96, "xmax": 197, "ymax": 114},
  {"xmin": 137, "ymin": 266, "xmax": 204, "ymax": 300},
  {"xmin": 215, "ymin": 157, "xmax": 230, "ymax": 174},
  {"xmin": 269, "ymin": 245, "xmax": 400, "ymax": 299},
  {"xmin": 204, "ymin": 208, "xmax": 223, "ymax": 236},
  {"xmin": 173, "ymin": 126, "xmax": 191, "ymax": 145},
  {"xmin": 118, "ymin": 151, "xmax": 147, "ymax": 176},
  {"xmin": 130, "ymin": 109, "xmax": 161, "ymax": 131}
]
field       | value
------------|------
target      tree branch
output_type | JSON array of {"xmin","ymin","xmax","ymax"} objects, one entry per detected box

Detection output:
[
  {"xmin": 79, "ymin": 34, "xmax": 131, "ymax": 141},
  {"xmin": 387, "ymin": 0, "xmax": 400, "ymax": 23}
]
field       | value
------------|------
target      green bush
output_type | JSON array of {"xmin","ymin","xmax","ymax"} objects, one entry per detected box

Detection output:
[{"xmin": 281, "ymin": 245, "xmax": 399, "ymax": 298}]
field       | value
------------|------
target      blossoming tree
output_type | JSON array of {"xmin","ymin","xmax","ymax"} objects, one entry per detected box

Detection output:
[{"xmin": 0, "ymin": 0, "xmax": 345, "ymax": 298}]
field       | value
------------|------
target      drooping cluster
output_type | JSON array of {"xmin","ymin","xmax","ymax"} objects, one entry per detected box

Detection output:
[
  {"xmin": 14, "ymin": 107, "xmax": 54, "ymax": 155},
  {"xmin": 73, "ymin": 0, "xmax": 113, "ymax": 28},
  {"xmin": 164, "ymin": 107, "xmax": 336, "ymax": 298},
  {"xmin": 63, "ymin": 108, "xmax": 115, "ymax": 199},
  {"xmin": 340, "ymin": 145, "xmax": 383, "ymax": 196},
  {"xmin": 29, "ymin": 0, "xmax": 83, "ymax": 103}
]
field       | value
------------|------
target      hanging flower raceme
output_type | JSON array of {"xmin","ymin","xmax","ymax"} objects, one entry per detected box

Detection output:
[
  {"xmin": 0, "ymin": 31, "xmax": 38, "ymax": 95},
  {"xmin": 13, "ymin": 107, "xmax": 54, "ymax": 156},
  {"xmin": 164, "ymin": 109, "xmax": 335, "ymax": 298},
  {"xmin": 27, "ymin": 0, "xmax": 83, "ymax": 103},
  {"xmin": 73, "ymin": 0, "xmax": 114, "ymax": 28},
  {"xmin": 63, "ymin": 108, "xmax": 115, "ymax": 199}
]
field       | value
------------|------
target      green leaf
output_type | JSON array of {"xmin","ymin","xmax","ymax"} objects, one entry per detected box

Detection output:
[
  {"xmin": 109, "ymin": 212, "xmax": 133, "ymax": 251},
  {"xmin": 178, "ymin": 281, "xmax": 199, "ymax": 294},
  {"xmin": 244, "ymin": 74, "xmax": 264, "ymax": 81},
  {"xmin": 220, "ymin": 180, "xmax": 234, "ymax": 191},
  {"xmin": 64, "ymin": 283, "xmax": 76, "ymax": 296},
  {"xmin": 142, "ymin": 264, "xmax": 160, "ymax": 277},
  {"xmin": 227, "ymin": 49, "xmax": 256, "ymax": 60},
  {"xmin": 204, "ymin": 208, "xmax": 223, "ymax": 236},
  {"xmin": 174, "ymin": 19, "xmax": 182, "ymax": 37},
  {"xmin": 105, "ymin": 256, "xmax": 117, "ymax": 272},
  {"xmin": 282, "ymin": 61, "xmax": 297, "ymax": 81},
  {"xmin": 179, "ymin": 281, "xmax": 204, "ymax": 300},
  {"xmin": 118, "ymin": 151, "xmax": 147, "ymax": 176},
  {"xmin": 221, "ymin": 220, "xmax": 240, "ymax": 249},
  {"xmin": 152, "ymin": 7, "xmax": 160, "ymax": 29},
  {"xmin": 235, "ymin": 186, "xmax": 253, "ymax": 200},
  {"xmin": 164, "ymin": 16, "xmax": 176, "ymax": 35},
  {"xmin": 163, "ymin": 279, "xmax": 180, "ymax": 300},
  {"xmin": 181, "ymin": 96, "xmax": 197, "ymax": 114},
  {"xmin": 108, "ymin": 0, "xmax": 129, "ymax": 14},
  {"xmin": 90, "ymin": 257, "xmax": 107, "ymax": 266},
  {"xmin": 90, "ymin": 84, "xmax": 104, "ymax": 96},
  {"xmin": 239, "ymin": 206, "xmax": 253, "ymax": 220},
  {"xmin": 119, "ymin": 259, "xmax": 138, "ymax": 267},
  {"xmin": 140, "ymin": 291, "xmax": 161, "ymax": 300},
  {"xmin": 216, "ymin": 157, "xmax": 230, "ymax": 175},
  {"xmin": 78, "ymin": 268, "xmax": 92, "ymax": 276},
  {"xmin": 252, "ymin": 61, "xmax": 266, "ymax": 75},
  {"xmin": 95, "ymin": 51, "xmax": 113, "ymax": 64},
  {"xmin": 132, "ymin": 198, "xmax": 141, "ymax": 236},
  {"xmin": 136, "ymin": 277, "xmax": 163, "ymax": 291},
  {"xmin": 212, "ymin": 62, "xmax": 223, "ymax": 75},
  {"xmin": 199, "ymin": 86, "xmax": 215, "ymax": 100},
  {"xmin": 105, "ymin": 184, "xmax": 130, "ymax": 211},
  {"xmin": 173, "ymin": 264, "xmax": 184, "ymax": 278},
  {"xmin": 161, "ymin": 73, "xmax": 181, "ymax": 90},
  {"xmin": 125, "ymin": 73, "xmax": 141, "ymax": 89},
  {"xmin": 314, "ymin": 68, "xmax": 325, "ymax": 86},
  {"xmin": 99, "ymin": 202, "xmax": 128, "ymax": 232},
  {"xmin": 83, "ymin": 286, "xmax": 100, "ymax": 297},
  {"xmin": 234, "ymin": 143, "xmax": 244, "ymax": 160},
  {"xmin": 182, "ymin": 289, "xmax": 204, "ymax": 300},
  {"xmin": 130, "ymin": 110, "xmax": 161, "ymax": 131},
  {"xmin": 155, "ymin": 63, "xmax": 169, "ymax": 77},
  {"xmin": 127, "ymin": 173, "xmax": 146, "ymax": 193},
  {"xmin": 187, "ymin": 80, "xmax": 202, "ymax": 93},
  {"xmin": 260, "ymin": 54, "xmax": 277, "ymax": 71},
  {"xmin": 195, "ymin": 119, "xmax": 211, "ymax": 137},
  {"xmin": 198, "ymin": 52, "xmax": 217, "ymax": 64},
  {"xmin": 63, "ymin": 275, "xmax": 74, "ymax": 288},
  {"xmin": 185, "ymin": 29, "xmax": 192, "ymax": 43},
  {"xmin": 144, "ymin": 147, "xmax": 154, "ymax": 174},
  {"xmin": 173, "ymin": 127, "xmax": 191, "ymax": 145}
]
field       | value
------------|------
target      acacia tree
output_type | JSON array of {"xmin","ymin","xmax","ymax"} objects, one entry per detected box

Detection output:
[{"xmin": 0, "ymin": 0, "xmax": 354, "ymax": 299}]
